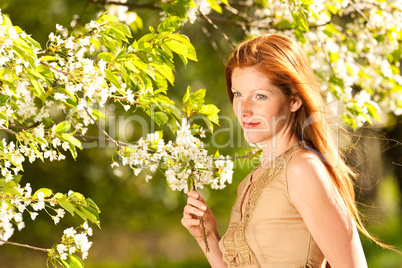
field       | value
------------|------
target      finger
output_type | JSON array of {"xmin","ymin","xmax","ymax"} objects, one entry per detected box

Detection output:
[
  {"xmin": 183, "ymin": 204, "xmax": 205, "ymax": 217},
  {"xmin": 181, "ymin": 217, "xmax": 200, "ymax": 227},
  {"xmin": 187, "ymin": 190, "xmax": 207, "ymax": 202},
  {"xmin": 187, "ymin": 196, "xmax": 207, "ymax": 212}
]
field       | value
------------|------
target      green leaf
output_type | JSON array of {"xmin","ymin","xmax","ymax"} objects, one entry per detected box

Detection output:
[
  {"xmin": 164, "ymin": 38, "xmax": 187, "ymax": 56},
  {"xmin": 365, "ymin": 102, "xmax": 381, "ymax": 122},
  {"xmin": 190, "ymin": 89, "xmax": 206, "ymax": 104},
  {"xmin": 66, "ymin": 254, "xmax": 84, "ymax": 268},
  {"xmin": 132, "ymin": 59, "xmax": 155, "ymax": 80},
  {"xmin": 28, "ymin": 75, "xmax": 46, "ymax": 102},
  {"xmin": 3, "ymin": 184, "xmax": 23, "ymax": 196},
  {"xmin": 154, "ymin": 93, "xmax": 174, "ymax": 103},
  {"xmin": 178, "ymin": 54, "xmax": 188, "ymax": 66},
  {"xmin": 13, "ymin": 175, "xmax": 22, "ymax": 184},
  {"xmin": 69, "ymin": 192, "xmax": 86, "ymax": 203},
  {"xmin": 182, "ymin": 86, "xmax": 191, "ymax": 103},
  {"xmin": 169, "ymin": 33, "xmax": 197, "ymax": 61},
  {"xmin": 54, "ymin": 193, "xmax": 64, "ymax": 199},
  {"xmin": 157, "ymin": 16, "xmax": 182, "ymax": 33},
  {"xmin": 138, "ymin": 33, "xmax": 154, "ymax": 43},
  {"xmin": 55, "ymin": 256, "xmax": 70, "ymax": 268},
  {"xmin": 200, "ymin": 115, "xmax": 214, "ymax": 133},
  {"xmin": 97, "ymin": 13, "xmax": 119, "ymax": 24},
  {"xmin": 167, "ymin": 113, "xmax": 178, "ymax": 134},
  {"xmin": 57, "ymin": 196, "xmax": 75, "ymax": 216},
  {"xmin": 33, "ymin": 188, "xmax": 53, "ymax": 198},
  {"xmin": 152, "ymin": 111, "xmax": 169, "ymax": 125},
  {"xmin": 167, "ymin": 104, "xmax": 182, "ymax": 120},
  {"xmin": 68, "ymin": 143, "xmax": 78, "ymax": 159},
  {"xmin": 150, "ymin": 62, "xmax": 174, "ymax": 85},
  {"xmin": 101, "ymin": 33, "xmax": 122, "ymax": 52},
  {"xmin": 323, "ymin": 23, "xmax": 341, "ymax": 37},
  {"xmin": 61, "ymin": 133, "xmax": 83, "ymax": 149},
  {"xmin": 125, "ymin": 61, "xmax": 140, "ymax": 74},
  {"xmin": 86, "ymin": 198, "xmax": 101, "ymax": 213},
  {"xmin": 198, "ymin": 104, "xmax": 220, "ymax": 115},
  {"xmin": 0, "ymin": 95, "xmax": 10, "ymax": 104},
  {"xmin": 113, "ymin": 22, "xmax": 132, "ymax": 38},
  {"xmin": 80, "ymin": 206, "xmax": 100, "ymax": 227},
  {"xmin": 207, "ymin": 0, "xmax": 222, "ymax": 13},
  {"xmin": 207, "ymin": 113, "xmax": 219, "ymax": 125},
  {"xmin": 73, "ymin": 205, "xmax": 88, "ymax": 222},
  {"xmin": 294, "ymin": 28, "xmax": 306, "ymax": 44},
  {"xmin": 105, "ymin": 70, "xmax": 121, "ymax": 88},
  {"xmin": 97, "ymin": 52, "xmax": 114, "ymax": 63},
  {"xmin": 37, "ymin": 64, "xmax": 54, "ymax": 81},
  {"xmin": 54, "ymin": 121, "xmax": 71, "ymax": 134},
  {"xmin": 342, "ymin": 113, "xmax": 357, "ymax": 130}
]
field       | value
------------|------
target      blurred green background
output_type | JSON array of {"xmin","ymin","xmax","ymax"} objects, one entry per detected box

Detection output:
[{"xmin": 0, "ymin": 0, "xmax": 401, "ymax": 267}]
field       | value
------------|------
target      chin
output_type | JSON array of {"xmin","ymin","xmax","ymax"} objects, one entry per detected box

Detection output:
[{"xmin": 243, "ymin": 134, "xmax": 271, "ymax": 145}]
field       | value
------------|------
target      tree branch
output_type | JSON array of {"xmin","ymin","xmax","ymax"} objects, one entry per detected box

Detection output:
[
  {"xmin": 89, "ymin": 0, "xmax": 161, "ymax": 9},
  {"xmin": 74, "ymin": 134, "xmax": 130, "ymax": 146},
  {"xmin": 349, "ymin": 1, "xmax": 373, "ymax": 28},
  {"xmin": 0, "ymin": 239, "xmax": 49, "ymax": 253},
  {"xmin": 200, "ymin": 13, "xmax": 236, "ymax": 49},
  {"xmin": 200, "ymin": 25, "xmax": 223, "ymax": 61},
  {"xmin": 40, "ymin": 61, "xmax": 69, "ymax": 76},
  {"xmin": 83, "ymin": 107, "xmax": 121, "ymax": 149},
  {"xmin": 0, "ymin": 125, "xmax": 18, "ymax": 136}
]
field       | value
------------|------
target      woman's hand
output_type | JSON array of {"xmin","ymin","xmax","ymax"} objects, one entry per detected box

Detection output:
[{"xmin": 181, "ymin": 190, "xmax": 218, "ymax": 241}]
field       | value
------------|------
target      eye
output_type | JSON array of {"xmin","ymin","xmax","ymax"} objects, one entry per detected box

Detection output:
[
  {"xmin": 233, "ymin": 92, "xmax": 242, "ymax": 97},
  {"xmin": 256, "ymin": 94, "xmax": 266, "ymax": 99}
]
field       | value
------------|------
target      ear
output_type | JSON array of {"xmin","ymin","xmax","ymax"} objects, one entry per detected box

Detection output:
[{"xmin": 290, "ymin": 95, "xmax": 302, "ymax": 112}]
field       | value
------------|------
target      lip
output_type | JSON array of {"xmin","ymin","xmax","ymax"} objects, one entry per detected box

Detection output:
[{"xmin": 242, "ymin": 121, "xmax": 261, "ymax": 128}]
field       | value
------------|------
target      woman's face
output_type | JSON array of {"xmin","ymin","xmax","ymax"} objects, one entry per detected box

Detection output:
[{"xmin": 231, "ymin": 66, "xmax": 299, "ymax": 146}]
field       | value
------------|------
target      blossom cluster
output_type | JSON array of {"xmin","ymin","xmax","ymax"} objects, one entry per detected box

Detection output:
[
  {"xmin": 102, "ymin": 0, "xmax": 139, "ymax": 26},
  {"xmin": 0, "ymin": 182, "xmax": 68, "ymax": 245},
  {"xmin": 53, "ymin": 223, "xmax": 93, "ymax": 261},
  {"xmin": 115, "ymin": 117, "xmax": 233, "ymax": 192},
  {"xmin": 187, "ymin": 0, "xmax": 213, "ymax": 24}
]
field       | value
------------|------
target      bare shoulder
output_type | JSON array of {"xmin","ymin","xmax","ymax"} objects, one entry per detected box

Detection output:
[{"xmin": 286, "ymin": 148, "xmax": 335, "ymax": 206}]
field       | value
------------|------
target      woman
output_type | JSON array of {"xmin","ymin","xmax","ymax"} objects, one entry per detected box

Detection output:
[{"xmin": 181, "ymin": 34, "xmax": 383, "ymax": 267}]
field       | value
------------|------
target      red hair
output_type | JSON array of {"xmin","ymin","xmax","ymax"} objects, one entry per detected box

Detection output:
[{"xmin": 225, "ymin": 34, "xmax": 392, "ymax": 249}]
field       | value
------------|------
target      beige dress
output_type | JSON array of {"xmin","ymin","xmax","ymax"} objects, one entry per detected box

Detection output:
[{"xmin": 218, "ymin": 142, "xmax": 326, "ymax": 267}]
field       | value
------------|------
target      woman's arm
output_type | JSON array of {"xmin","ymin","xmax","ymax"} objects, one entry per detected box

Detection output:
[
  {"xmin": 287, "ymin": 151, "xmax": 367, "ymax": 268},
  {"xmin": 181, "ymin": 190, "xmax": 228, "ymax": 268}
]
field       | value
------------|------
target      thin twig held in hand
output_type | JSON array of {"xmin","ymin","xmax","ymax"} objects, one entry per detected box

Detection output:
[{"xmin": 192, "ymin": 181, "xmax": 210, "ymax": 254}]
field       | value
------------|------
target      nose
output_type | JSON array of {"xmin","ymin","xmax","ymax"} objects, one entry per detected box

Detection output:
[{"xmin": 239, "ymin": 98, "xmax": 253, "ymax": 118}]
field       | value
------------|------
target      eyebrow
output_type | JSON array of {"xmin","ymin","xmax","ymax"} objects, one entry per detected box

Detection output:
[{"xmin": 231, "ymin": 87, "xmax": 273, "ymax": 93}]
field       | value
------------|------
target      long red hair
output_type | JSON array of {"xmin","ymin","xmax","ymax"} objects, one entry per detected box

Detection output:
[{"xmin": 225, "ymin": 34, "xmax": 391, "ymax": 249}]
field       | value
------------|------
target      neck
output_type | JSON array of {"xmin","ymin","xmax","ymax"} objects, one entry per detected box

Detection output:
[{"xmin": 259, "ymin": 135, "xmax": 300, "ymax": 168}]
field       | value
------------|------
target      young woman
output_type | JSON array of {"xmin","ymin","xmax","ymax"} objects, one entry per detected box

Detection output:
[{"xmin": 181, "ymin": 34, "xmax": 383, "ymax": 267}]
